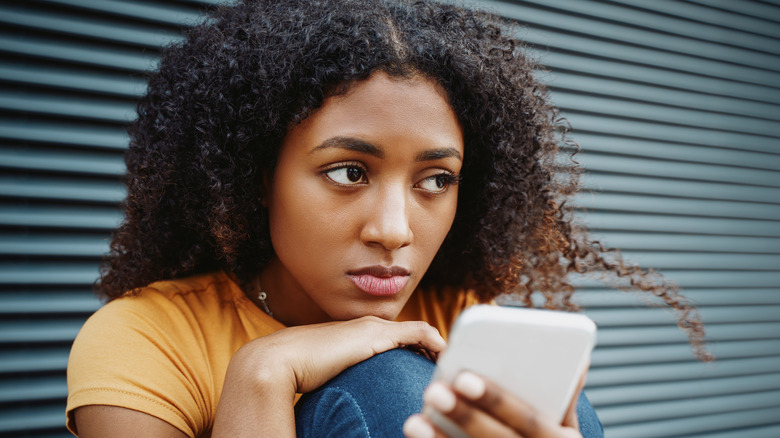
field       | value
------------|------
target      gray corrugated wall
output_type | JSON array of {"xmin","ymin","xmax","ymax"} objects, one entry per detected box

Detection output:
[{"xmin": 1, "ymin": 0, "xmax": 778, "ymax": 436}]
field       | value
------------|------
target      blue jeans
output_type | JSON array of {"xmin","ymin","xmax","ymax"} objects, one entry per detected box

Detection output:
[{"xmin": 295, "ymin": 348, "xmax": 604, "ymax": 437}]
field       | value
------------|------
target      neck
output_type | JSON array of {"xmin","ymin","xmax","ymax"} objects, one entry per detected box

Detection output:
[{"xmin": 254, "ymin": 258, "xmax": 331, "ymax": 326}]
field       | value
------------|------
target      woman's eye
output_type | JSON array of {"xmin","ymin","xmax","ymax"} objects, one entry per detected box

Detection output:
[
  {"xmin": 417, "ymin": 174, "xmax": 457, "ymax": 193},
  {"xmin": 325, "ymin": 166, "xmax": 367, "ymax": 185}
]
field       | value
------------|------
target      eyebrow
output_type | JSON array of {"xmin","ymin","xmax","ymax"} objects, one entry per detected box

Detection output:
[
  {"xmin": 415, "ymin": 148, "xmax": 463, "ymax": 162},
  {"xmin": 311, "ymin": 137, "xmax": 384, "ymax": 158},
  {"xmin": 311, "ymin": 136, "xmax": 462, "ymax": 162}
]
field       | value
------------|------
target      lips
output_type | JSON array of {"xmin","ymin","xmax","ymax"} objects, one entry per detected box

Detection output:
[{"xmin": 348, "ymin": 265, "xmax": 410, "ymax": 296}]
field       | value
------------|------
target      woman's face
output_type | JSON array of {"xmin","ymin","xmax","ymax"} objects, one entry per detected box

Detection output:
[{"xmin": 261, "ymin": 72, "xmax": 464, "ymax": 326}]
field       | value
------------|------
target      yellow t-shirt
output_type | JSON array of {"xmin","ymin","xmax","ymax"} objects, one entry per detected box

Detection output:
[{"xmin": 66, "ymin": 271, "xmax": 478, "ymax": 437}]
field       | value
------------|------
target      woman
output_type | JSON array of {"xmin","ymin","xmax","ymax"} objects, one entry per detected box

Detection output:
[{"xmin": 66, "ymin": 0, "xmax": 709, "ymax": 436}]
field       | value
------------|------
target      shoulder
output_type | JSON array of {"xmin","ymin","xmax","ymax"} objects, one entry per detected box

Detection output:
[
  {"xmin": 66, "ymin": 271, "xmax": 275, "ymax": 436},
  {"xmin": 83, "ymin": 271, "xmax": 253, "ymax": 333},
  {"xmin": 69, "ymin": 271, "xmax": 275, "ymax": 366}
]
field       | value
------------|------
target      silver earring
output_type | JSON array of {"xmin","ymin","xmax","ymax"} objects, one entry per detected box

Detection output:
[{"xmin": 257, "ymin": 291, "xmax": 273, "ymax": 317}]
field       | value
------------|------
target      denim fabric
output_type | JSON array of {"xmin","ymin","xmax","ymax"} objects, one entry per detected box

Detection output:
[
  {"xmin": 295, "ymin": 348, "xmax": 434, "ymax": 437},
  {"xmin": 295, "ymin": 348, "xmax": 604, "ymax": 437},
  {"xmin": 576, "ymin": 391, "xmax": 604, "ymax": 438}
]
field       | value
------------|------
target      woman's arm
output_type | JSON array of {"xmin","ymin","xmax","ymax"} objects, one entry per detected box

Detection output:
[
  {"xmin": 212, "ymin": 316, "xmax": 447, "ymax": 437},
  {"xmin": 72, "ymin": 316, "xmax": 446, "ymax": 437},
  {"xmin": 73, "ymin": 406, "xmax": 188, "ymax": 438}
]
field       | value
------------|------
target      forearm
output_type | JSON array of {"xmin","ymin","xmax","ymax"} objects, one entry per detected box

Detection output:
[{"xmin": 212, "ymin": 344, "xmax": 298, "ymax": 437}]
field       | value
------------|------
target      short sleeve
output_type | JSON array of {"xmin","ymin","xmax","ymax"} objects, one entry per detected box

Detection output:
[{"xmin": 66, "ymin": 294, "xmax": 208, "ymax": 437}]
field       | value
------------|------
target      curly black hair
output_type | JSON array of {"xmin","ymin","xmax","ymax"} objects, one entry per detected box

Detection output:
[{"xmin": 99, "ymin": 0, "xmax": 709, "ymax": 360}]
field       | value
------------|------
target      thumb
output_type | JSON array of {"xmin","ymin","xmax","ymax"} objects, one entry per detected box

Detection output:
[{"xmin": 562, "ymin": 363, "xmax": 588, "ymax": 429}]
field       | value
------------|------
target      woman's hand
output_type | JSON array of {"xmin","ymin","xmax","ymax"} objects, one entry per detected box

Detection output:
[
  {"xmin": 212, "ymin": 316, "xmax": 446, "ymax": 437},
  {"xmin": 250, "ymin": 316, "xmax": 446, "ymax": 392},
  {"xmin": 404, "ymin": 370, "xmax": 586, "ymax": 438}
]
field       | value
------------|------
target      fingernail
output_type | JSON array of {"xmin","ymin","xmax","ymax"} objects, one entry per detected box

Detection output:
[
  {"xmin": 454, "ymin": 371, "xmax": 485, "ymax": 400},
  {"xmin": 403, "ymin": 415, "xmax": 435, "ymax": 438},
  {"xmin": 424, "ymin": 382, "xmax": 456, "ymax": 413}
]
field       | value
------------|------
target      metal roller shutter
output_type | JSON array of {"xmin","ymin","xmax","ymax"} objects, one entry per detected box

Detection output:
[
  {"xmin": 456, "ymin": 0, "xmax": 780, "ymax": 436},
  {"xmin": 0, "ymin": 1, "xmax": 216, "ymax": 436},
  {"xmin": 2, "ymin": 0, "xmax": 778, "ymax": 436}
]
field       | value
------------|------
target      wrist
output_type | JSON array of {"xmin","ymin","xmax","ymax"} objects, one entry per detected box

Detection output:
[
  {"xmin": 212, "ymin": 341, "xmax": 297, "ymax": 437},
  {"xmin": 227, "ymin": 338, "xmax": 298, "ymax": 396}
]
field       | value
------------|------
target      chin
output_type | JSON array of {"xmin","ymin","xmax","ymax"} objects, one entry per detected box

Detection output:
[{"xmin": 331, "ymin": 302, "xmax": 404, "ymax": 321}]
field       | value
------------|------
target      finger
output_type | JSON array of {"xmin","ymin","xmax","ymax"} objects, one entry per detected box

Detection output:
[
  {"xmin": 562, "ymin": 365, "xmax": 589, "ymax": 429},
  {"xmin": 451, "ymin": 372, "xmax": 569, "ymax": 438},
  {"xmin": 403, "ymin": 344, "xmax": 439, "ymax": 363},
  {"xmin": 424, "ymin": 382, "xmax": 522, "ymax": 438},
  {"xmin": 391, "ymin": 319, "xmax": 447, "ymax": 355},
  {"xmin": 403, "ymin": 414, "xmax": 448, "ymax": 438},
  {"xmin": 328, "ymin": 317, "xmax": 446, "ymax": 362}
]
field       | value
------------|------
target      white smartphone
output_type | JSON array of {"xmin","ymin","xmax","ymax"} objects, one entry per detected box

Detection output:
[{"xmin": 426, "ymin": 305, "xmax": 597, "ymax": 436}]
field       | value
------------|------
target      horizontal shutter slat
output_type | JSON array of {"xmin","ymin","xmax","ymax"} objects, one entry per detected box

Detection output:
[
  {"xmin": 580, "ymin": 213, "xmax": 780, "ymax": 237},
  {"xmin": 582, "ymin": 174, "xmax": 780, "ymax": 203},
  {"xmin": 0, "ymin": 119, "xmax": 129, "ymax": 150},
  {"xmin": 0, "ymin": 146, "xmax": 125, "ymax": 176},
  {"xmin": 526, "ymin": 30, "xmax": 780, "ymax": 88},
  {"xmin": 0, "ymin": 291, "xmax": 101, "ymax": 314},
  {"xmin": 0, "ymin": 205, "xmax": 122, "ymax": 229},
  {"xmin": 584, "ymin": 306, "xmax": 780, "ymax": 327},
  {"xmin": 685, "ymin": 0, "xmax": 780, "ymax": 21},
  {"xmin": 0, "ymin": 348, "xmax": 71, "ymax": 373},
  {"xmin": 547, "ymin": 73, "xmax": 780, "ymax": 121},
  {"xmin": 0, "ymin": 89, "xmax": 136, "ymax": 122},
  {"xmin": 575, "ymin": 271, "xmax": 780, "ymax": 288},
  {"xmin": 0, "ymin": 234, "xmax": 109, "ymax": 257},
  {"xmin": 608, "ymin": 0, "xmax": 780, "ymax": 39},
  {"xmin": 0, "ymin": 177, "xmax": 125, "ymax": 203},
  {"xmin": 589, "ymin": 357, "xmax": 780, "ymax": 387},
  {"xmin": 597, "ymin": 392, "xmax": 780, "ymax": 428},
  {"xmin": 579, "ymin": 155, "xmax": 780, "ymax": 187},
  {"xmin": 571, "ymin": 134, "xmax": 780, "ymax": 172},
  {"xmin": 37, "ymin": 0, "xmax": 205, "ymax": 26},
  {"xmin": 540, "ymin": 51, "xmax": 780, "ymax": 105},
  {"xmin": 0, "ymin": 320, "xmax": 85, "ymax": 343},
  {"xmin": 0, "ymin": 33, "xmax": 157, "ymax": 71},
  {"xmin": 0, "ymin": 61, "xmax": 146, "ymax": 97},
  {"xmin": 0, "ymin": 377, "xmax": 67, "ymax": 403},
  {"xmin": 577, "ymin": 289, "xmax": 780, "ymax": 307},
  {"xmin": 590, "ymin": 341, "xmax": 780, "ymax": 366},
  {"xmin": 530, "ymin": 0, "xmax": 780, "ymax": 54},
  {"xmin": 587, "ymin": 373, "xmax": 780, "ymax": 405},
  {"xmin": 0, "ymin": 206, "xmax": 122, "ymax": 232},
  {"xmin": 596, "ymin": 252, "xmax": 780, "ymax": 271},
  {"xmin": 693, "ymin": 424, "xmax": 780, "ymax": 438},
  {"xmin": 575, "ymin": 193, "xmax": 780, "ymax": 220},
  {"xmin": 583, "ymin": 233, "xmax": 780, "ymax": 253},
  {"xmin": 0, "ymin": 4, "xmax": 182, "ymax": 47},
  {"xmin": 0, "ymin": 404, "xmax": 68, "ymax": 434},
  {"xmin": 478, "ymin": 1, "xmax": 780, "ymax": 75},
  {"xmin": 567, "ymin": 113, "xmax": 779, "ymax": 154},
  {"xmin": 0, "ymin": 263, "xmax": 100, "ymax": 285},
  {"xmin": 553, "ymin": 92, "xmax": 780, "ymax": 136},
  {"xmin": 603, "ymin": 406, "xmax": 780, "ymax": 438}
]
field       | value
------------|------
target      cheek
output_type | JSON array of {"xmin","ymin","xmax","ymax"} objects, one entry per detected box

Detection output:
[
  {"xmin": 267, "ymin": 174, "xmax": 351, "ymax": 260},
  {"xmin": 416, "ymin": 192, "xmax": 459, "ymax": 254}
]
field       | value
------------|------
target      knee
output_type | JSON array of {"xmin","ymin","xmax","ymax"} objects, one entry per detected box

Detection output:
[
  {"xmin": 345, "ymin": 347, "xmax": 435, "ymax": 385},
  {"xmin": 576, "ymin": 392, "xmax": 604, "ymax": 438},
  {"xmin": 312, "ymin": 348, "xmax": 435, "ymax": 402},
  {"xmin": 295, "ymin": 348, "xmax": 435, "ymax": 437}
]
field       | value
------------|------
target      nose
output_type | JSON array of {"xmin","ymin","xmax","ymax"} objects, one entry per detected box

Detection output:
[{"xmin": 360, "ymin": 185, "xmax": 413, "ymax": 251}]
